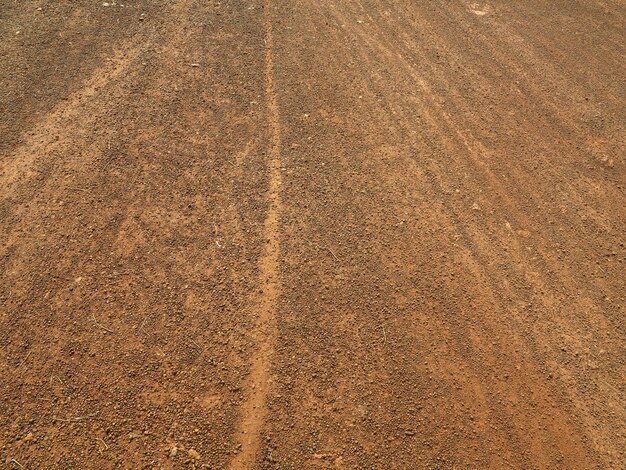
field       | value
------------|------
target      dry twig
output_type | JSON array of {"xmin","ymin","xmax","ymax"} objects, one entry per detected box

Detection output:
[
  {"xmin": 18, "ymin": 351, "xmax": 31, "ymax": 368},
  {"xmin": 91, "ymin": 313, "xmax": 114, "ymax": 333},
  {"xmin": 97, "ymin": 437, "xmax": 109, "ymax": 452}
]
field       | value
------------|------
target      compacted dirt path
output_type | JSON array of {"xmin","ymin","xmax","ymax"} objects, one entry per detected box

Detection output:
[{"xmin": 1, "ymin": 1, "xmax": 624, "ymax": 468}]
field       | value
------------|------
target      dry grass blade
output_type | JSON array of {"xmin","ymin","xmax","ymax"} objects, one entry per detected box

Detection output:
[
  {"xmin": 53, "ymin": 412, "xmax": 99, "ymax": 423},
  {"xmin": 91, "ymin": 313, "xmax": 115, "ymax": 333}
]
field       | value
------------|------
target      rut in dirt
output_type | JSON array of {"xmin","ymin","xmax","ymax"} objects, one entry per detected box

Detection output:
[{"xmin": 230, "ymin": 0, "xmax": 282, "ymax": 468}]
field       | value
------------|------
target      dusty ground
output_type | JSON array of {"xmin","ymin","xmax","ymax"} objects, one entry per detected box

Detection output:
[{"xmin": 1, "ymin": 0, "xmax": 625, "ymax": 468}]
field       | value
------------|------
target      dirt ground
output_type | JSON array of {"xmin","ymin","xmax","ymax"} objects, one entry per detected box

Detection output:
[{"xmin": 1, "ymin": 0, "xmax": 625, "ymax": 468}]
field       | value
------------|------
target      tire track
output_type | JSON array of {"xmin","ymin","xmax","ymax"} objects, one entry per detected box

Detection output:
[
  {"xmin": 0, "ymin": 47, "xmax": 139, "ymax": 193},
  {"xmin": 316, "ymin": 4, "xmax": 604, "ymax": 466},
  {"xmin": 230, "ymin": 0, "xmax": 282, "ymax": 467},
  {"xmin": 1, "ymin": 0, "xmax": 195, "ymax": 199}
]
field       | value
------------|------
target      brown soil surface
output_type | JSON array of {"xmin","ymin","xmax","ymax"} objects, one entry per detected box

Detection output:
[{"xmin": 1, "ymin": 1, "xmax": 625, "ymax": 468}]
